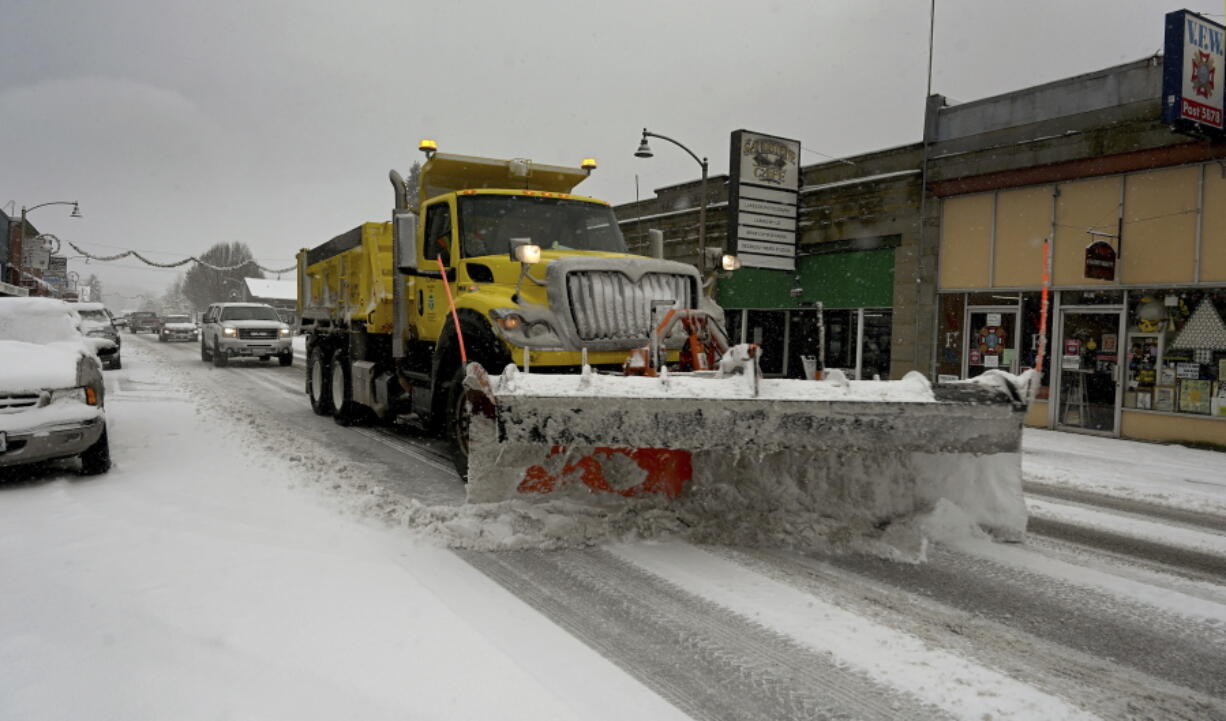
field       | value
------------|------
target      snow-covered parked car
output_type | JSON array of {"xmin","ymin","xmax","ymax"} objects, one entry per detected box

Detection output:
[
  {"xmin": 76, "ymin": 301, "xmax": 123, "ymax": 370},
  {"xmin": 158, "ymin": 314, "xmax": 199, "ymax": 343},
  {"xmin": 0, "ymin": 297, "xmax": 112, "ymax": 476}
]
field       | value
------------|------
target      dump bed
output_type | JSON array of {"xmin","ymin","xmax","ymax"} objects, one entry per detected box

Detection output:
[{"xmin": 297, "ymin": 222, "xmax": 396, "ymax": 333}]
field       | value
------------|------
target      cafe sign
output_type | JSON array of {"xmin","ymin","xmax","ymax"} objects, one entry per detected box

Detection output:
[
  {"xmin": 1084, "ymin": 239, "xmax": 1117, "ymax": 281},
  {"xmin": 727, "ymin": 129, "xmax": 801, "ymax": 271}
]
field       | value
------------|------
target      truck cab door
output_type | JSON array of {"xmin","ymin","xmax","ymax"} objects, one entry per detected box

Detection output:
[{"xmin": 417, "ymin": 198, "xmax": 458, "ymax": 343}]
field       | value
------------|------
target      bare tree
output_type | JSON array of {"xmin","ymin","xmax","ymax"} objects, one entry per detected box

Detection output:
[{"xmin": 181, "ymin": 242, "xmax": 264, "ymax": 311}]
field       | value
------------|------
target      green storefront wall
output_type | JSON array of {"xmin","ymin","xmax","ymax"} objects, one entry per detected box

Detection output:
[{"xmin": 716, "ymin": 247, "xmax": 896, "ymax": 310}]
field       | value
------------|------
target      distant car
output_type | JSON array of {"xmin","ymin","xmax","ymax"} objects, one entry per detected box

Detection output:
[
  {"xmin": 200, "ymin": 302, "xmax": 293, "ymax": 367},
  {"xmin": 75, "ymin": 302, "xmax": 123, "ymax": 370},
  {"xmin": 112, "ymin": 315, "xmax": 128, "ymax": 329},
  {"xmin": 0, "ymin": 297, "xmax": 111, "ymax": 476},
  {"xmin": 128, "ymin": 311, "xmax": 161, "ymax": 334},
  {"xmin": 159, "ymin": 314, "xmax": 199, "ymax": 343}
]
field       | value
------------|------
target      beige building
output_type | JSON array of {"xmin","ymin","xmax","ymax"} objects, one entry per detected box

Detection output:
[{"xmin": 930, "ymin": 59, "xmax": 1226, "ymax": 446}]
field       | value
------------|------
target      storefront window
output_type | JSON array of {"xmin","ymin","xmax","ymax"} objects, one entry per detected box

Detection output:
[
  {"xmin": 822, "ymin": 309, "xmax": 858, "ymax": 377},
  {"xmin": 1124, "ymin": 288, "xmax": 1226, "ymax": 417},
  {"xmin": 861, "ymin": 310, "xmax": 892, "ymax": 380},
  {"xmin": 1061, "ymin": 289, "xmax": 1124, "ymax": 306},
  {"xmin": 936, "ymin": 293, "xmax": 966, "ymax": 379},
  {"xmin": 786, "ymin": 309, "xmax": 822, "ymax": 380},
  {"xmin": 745, "ymin": 310, "xmax": 787, "ymax": 376},
  {"xmin": 1021, "ymin": 292, "xmax": 1052, "ymax": 398}
]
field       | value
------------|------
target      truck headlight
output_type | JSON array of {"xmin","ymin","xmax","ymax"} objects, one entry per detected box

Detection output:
[
  {"xmin": 279, "ymin": 328, "xmax": 291, "ymax": 337},
  {"xmin": 495, "ymin": 314, "xmax": 524, "ymax": 331},
  {"xmin": 223, "ymin": 327, "xmax": 237, "ymax": 337}
]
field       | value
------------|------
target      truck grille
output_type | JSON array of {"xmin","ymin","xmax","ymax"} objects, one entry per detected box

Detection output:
[
  {"xmin": 238, "ymin": 328, "xmax": 279, "ymax": 340},
  {"xmin": 565, "ymin": 271, "xmax": 694, "ymax": 341},
  {"xmin": 0, "ymin": 393, "xmax": 41, "ymax": 414}
]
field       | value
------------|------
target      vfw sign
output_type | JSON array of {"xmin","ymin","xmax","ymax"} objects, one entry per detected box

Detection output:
[{"xmin": 1164, "ymin": 9, "xmax": 1226, "ymax": 133}]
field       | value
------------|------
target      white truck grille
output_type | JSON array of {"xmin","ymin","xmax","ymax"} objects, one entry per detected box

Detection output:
[{"xmin": 565, "ymin": 271, "xmax": 693, "ymax": 341}]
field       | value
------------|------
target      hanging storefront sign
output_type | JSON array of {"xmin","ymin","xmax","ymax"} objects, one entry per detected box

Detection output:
[
  {"xmin": 728, "ymin": 129, "xmax": 801, "ymax": 271},
  {"xmin": 1084, "ymin": 239, "xmax": 1117, "ymax": 280},
  {"xmin": 1163, "ymin": 9, "xmax": 1226, "ymax": 136}
]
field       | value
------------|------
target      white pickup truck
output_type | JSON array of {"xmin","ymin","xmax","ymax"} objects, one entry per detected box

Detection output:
[{"xmin": 199, "ymin": 302, "xmax": 292, "ymax": 367}]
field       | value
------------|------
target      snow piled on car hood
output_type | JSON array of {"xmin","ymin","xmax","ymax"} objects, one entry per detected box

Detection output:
[{"xmin": 0, "ymin": 340, "xmax": 83, "ymax": 392}]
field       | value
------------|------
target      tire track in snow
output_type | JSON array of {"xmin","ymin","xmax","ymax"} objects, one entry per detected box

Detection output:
[
  {"xmin": 819, "ymin": 545, "xmax": 1226, "ymax": 701},
  {"xmin": 459, "ymin": 547, "xmax": 949, "ymax": 721},
  {"xmin": 1027, "ymin": 515, "xmax": 1226, "ymax": 583},
  {"xmin": 720, "ymin": 547, "xmax": 1226, "ymax": 721},
  {"xmin": 1025, "ymin": 481, "xmax": 1226, "ymax": 533}
]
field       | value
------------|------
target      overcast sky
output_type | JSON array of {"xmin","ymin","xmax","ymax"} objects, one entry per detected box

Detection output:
[{"xmin": 1, "ymin": 0, "xmax": 1214, "ymax": 304}]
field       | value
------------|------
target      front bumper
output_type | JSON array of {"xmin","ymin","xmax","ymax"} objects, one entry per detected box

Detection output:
[
  {"xmin": 161, "ymin": 330, "xmax": 198, "ymax": 342},
  {"xmin": 0, "ymin": 415, "xmax": 105, "ymax": 468},
  {"xmin": 218, "ymin": 337, "xmax": 292, "ymax": 357}
]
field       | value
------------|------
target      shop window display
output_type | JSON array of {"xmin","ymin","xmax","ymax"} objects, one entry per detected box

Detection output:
[{"xmin": 1125, "ymin": 289, "xmax": 1226, "ymax": 417}]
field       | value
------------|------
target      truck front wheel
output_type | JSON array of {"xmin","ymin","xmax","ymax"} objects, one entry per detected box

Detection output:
[
  {"xmin": 446, "ymin": 365, "xmax": 470, "ymax": 481},
  {"xmin": 307, "ymin": 346, "xmax": 333, "ymax": 416}
]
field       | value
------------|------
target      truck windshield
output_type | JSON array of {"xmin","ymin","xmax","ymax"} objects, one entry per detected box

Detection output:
[
  {"xmin": 458, "ymin": 195, "xmax": 626, "ymax": 258},
  {"xmin": 220, "ymin": 306, "xmax": 280, "ymax": 322}
]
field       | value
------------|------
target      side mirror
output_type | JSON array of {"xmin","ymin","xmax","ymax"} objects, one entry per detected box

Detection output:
[{"xmin": 394, "ymin": 212, "xmax": 418, "ymax": 273}]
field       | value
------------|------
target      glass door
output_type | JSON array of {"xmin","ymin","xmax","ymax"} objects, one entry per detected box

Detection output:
[
  {"xmin": 964, "ymin": 307, "xmax": 1019, "ymax": 378},
  {"xmin": 1056, "ymin": 309, "xmax": 1122, "ymax": 434}
]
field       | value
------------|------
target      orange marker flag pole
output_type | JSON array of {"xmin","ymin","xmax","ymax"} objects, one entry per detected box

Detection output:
[
  {"xmin": 437, "ymin": 257, "xmax": 468, "ymax": 364},
  {"xmin": 1033, "ymin": 238, "xmax": 1052, "ymax": 381}
]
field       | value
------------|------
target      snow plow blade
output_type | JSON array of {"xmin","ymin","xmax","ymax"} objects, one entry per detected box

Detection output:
[{"xmin": 463, "ymin": 362, "xmax": 1033, "ymax": 536}]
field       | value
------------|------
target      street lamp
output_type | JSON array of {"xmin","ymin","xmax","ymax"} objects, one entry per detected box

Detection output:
[
  {"xmin": 16, "ymin": 201, "xmax": 80, "ymax": 293},
  {"xmin": 634, "ymin": 128, "xmax": 709, "ymax": 274}
]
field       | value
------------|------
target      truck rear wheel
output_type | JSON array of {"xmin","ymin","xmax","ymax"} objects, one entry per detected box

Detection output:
[
  {"xmin": 307, "ymin": 346, "xmax": 333, "ymax": 416},
  {"xmin": 446, "ymin": 365, "xmax": 470, "ymax": 481},
  {"xmin": 330, "ymin": 349, "xmax": 357, "ymax": 426}
]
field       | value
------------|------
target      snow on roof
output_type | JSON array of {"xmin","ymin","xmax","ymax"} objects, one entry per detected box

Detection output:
[{"xmin": 243, "ymin": 278, "xmax": 296, "ymax": 301}]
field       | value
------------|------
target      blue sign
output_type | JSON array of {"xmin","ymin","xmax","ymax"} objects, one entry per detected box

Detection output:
[{"xmin": 1163, "ymin": 9, "xmax": 1226, "ymax": 136}]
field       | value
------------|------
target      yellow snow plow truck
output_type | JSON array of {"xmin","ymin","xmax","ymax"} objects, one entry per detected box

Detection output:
[{"xmin": 299, "ymin": 141, "xmax": 1033, "ymax": 537}]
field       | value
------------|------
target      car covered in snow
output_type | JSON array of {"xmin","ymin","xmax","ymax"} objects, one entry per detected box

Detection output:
[
  {"xmin": 200, "ymin": 302, "xmax": 292, "ymax": 366},
  {"xmin": 0, "ymin": 297, "xmax": 111, "ymax": 476},
  {"xmin": 158, "ymin": 314, "xmax": 199, "ymax": 343},
  {"xmin": 127, "ymin": 311, "xmax": 161, "ymax": 334},
  {"xmin": 75, "ymin": 302, "xmax": 122, "ymax": 370}
]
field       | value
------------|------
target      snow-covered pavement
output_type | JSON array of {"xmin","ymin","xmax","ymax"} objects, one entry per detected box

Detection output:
[
  {"xmin": 0, "ymin": 343, "xmax": 686, "ymax": 721},
  {"xmin": 3, "ymin": 335, "xmax": 1225, "ymax": 720}
]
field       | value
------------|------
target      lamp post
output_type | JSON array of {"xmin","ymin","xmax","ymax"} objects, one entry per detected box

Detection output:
[
  {"xmin": 16, "ymin": 201, "xmax": 80, "ymax": 293},
  {"xmin": 635, "ymin": 128, "xmax": 709, "ymax": 275}
]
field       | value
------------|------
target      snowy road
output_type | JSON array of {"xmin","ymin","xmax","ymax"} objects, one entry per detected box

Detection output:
[{"xmin": 3, "ymin": 334, "xmax": 1225, "ymax": 720}]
